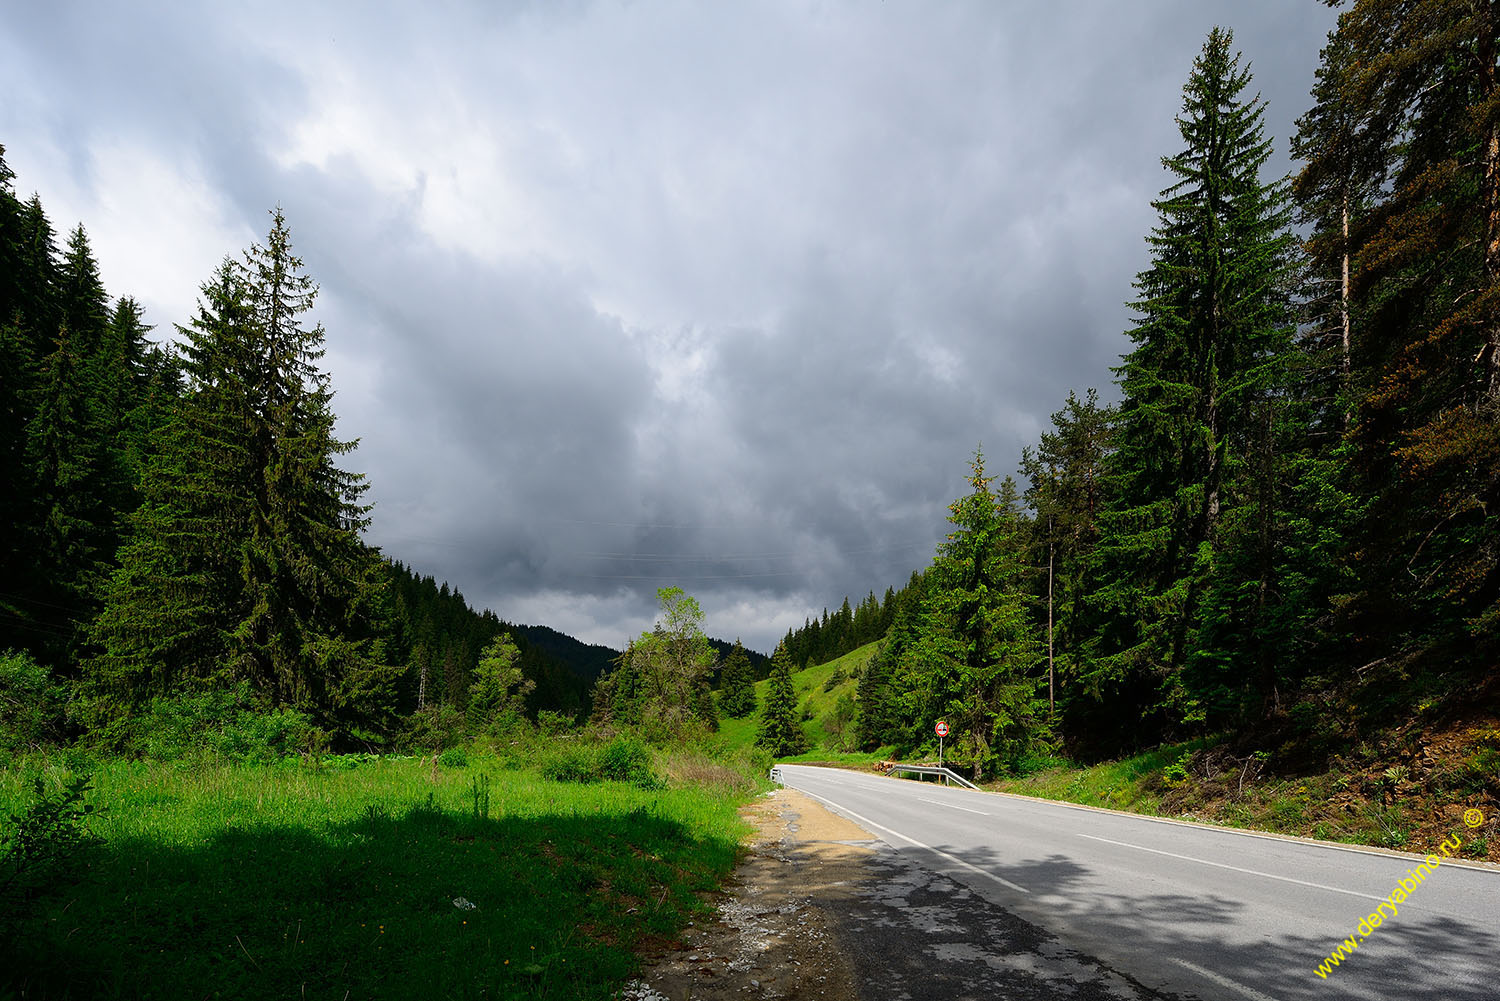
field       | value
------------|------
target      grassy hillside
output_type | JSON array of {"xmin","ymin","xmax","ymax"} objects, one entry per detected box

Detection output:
[
  {"xmin": 993, "ymin": 715, "xmax": 1500, "ymax": 862},
  {"xmin": 715, "ymin": 640, "xmax": 885, "ymax": 762}
]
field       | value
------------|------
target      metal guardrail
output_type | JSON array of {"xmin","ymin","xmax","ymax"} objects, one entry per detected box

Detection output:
[{"xmin": 884, "ymin": 762, "xmax": 980, "ymax": 790}]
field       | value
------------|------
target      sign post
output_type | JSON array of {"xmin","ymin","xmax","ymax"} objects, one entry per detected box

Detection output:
[{"xmin": 935, "ymin": 720, "xmax": 949, "ymax": 774}]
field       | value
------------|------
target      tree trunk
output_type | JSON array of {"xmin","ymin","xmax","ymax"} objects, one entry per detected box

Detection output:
[
  {"xmin": 1350, "ymin": 190, "xmax": 1362, "ymax": 399},
  {"xmin": 1047, "ymin": 531, "xmax": 1055, "ymax": 716},
  {"xmin": 1482, "ymin": 14, "xmax": 1500, "ymax": 406},
  {"xmin": 1484, "ymin": 116, "xmax": 1500, "ymax": 405}
]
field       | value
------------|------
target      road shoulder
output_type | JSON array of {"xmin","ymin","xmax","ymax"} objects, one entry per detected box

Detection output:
[
  {"xmin": 622, "ymin": 787, "xmax": 870, "ymax": 1000},
  {"xmin": 625, "ymin": 786, "xmax": 1186, "ymax": 1001}
]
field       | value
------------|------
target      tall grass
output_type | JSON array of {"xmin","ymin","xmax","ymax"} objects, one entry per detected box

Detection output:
[{"xmin": 1, "ymin": 751, "xmax": 759, "ymax": 1000}]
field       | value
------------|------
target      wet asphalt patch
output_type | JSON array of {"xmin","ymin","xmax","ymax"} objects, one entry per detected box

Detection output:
[{"xmin": 826, "ymin": 841, "xmax": 1191, "ymax": 1001}]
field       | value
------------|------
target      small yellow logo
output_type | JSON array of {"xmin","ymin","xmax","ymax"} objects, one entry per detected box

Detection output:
[{"xmin": 1463, "ymin": 808, "xmax": 1484, "ymax": 828}]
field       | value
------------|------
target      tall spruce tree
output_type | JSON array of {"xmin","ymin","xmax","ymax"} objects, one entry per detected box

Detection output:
[
  {"xmin": 854, "ymin": 639, "xmax": 900, "ymax": 750},
  {"xmin": 0, "ymin": 189, "xmax": 59, "ymax": 656},
  {"xmin": 912, "ymin": 453, "xmax": 1042, "ymax": 778},
  {"xmin": 88, "ymin": 262, "xmax": 253, "ymax": 708},
  {"xmin": 756, "ymin": 642, "xmax": 807, "ymax": 757},
  {"xmin": 14, "ymin": 195, "xmax": 59, "ymax": 359},
  {"xmin": 25, "ymin": 323, "xmax": 108, "ymax": 660},
  {"xmin": 1086, "ymin": 28, "xmax": 1298, "ymax": 735},
  {"xmin": 57, "ymin": 225, "xmax": 109, "ymax": 357},
  {"xmin": 1292, "ymin": 28, "xmax": 1382, "ymax": 425},
  {"xmin": 88, "ymin": 211, "xmax": 398, "ymax": 739},
  {"xmin": 0, "ymin": 144, "xmax": 21, "ymax": 323}
]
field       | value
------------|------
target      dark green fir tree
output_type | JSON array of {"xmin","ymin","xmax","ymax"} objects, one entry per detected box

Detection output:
[
  {"xmin": 913, "ymin": 453, "xmax": 1042, "ymax": 778},
  {"xmin": 1085, "ymin": 27, "xmax": 1298, "ymax": 735},
  {"xmin": 717, "ymin": 638, "xmax": 758, "ymax": 718},
  {"xmin": 87, "ymin": 211, "xmax": 399, "ymax": 741},
  {"xmin": 756, "ymin": 643, "xmax": 807, "ymax": 757}
]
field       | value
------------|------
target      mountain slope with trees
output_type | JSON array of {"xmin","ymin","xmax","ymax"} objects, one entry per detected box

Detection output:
[{"xmin": 826, "ymin": 21, "xmax": 1498, "ymax": 819}]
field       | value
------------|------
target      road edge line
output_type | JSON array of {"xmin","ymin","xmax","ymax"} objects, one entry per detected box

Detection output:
[
  {"xmin": 789, "ymin": 784, "xmax": 1031, "ymax": 894},
  {"xmin": 800, "ymin": 766, "xmax": 1500, "ymax": 875}
]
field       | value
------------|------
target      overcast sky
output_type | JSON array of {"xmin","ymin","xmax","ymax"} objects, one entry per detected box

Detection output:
[{"xmin": 2, "ymin": 1, "xmax": 1338, "ymax": 654}]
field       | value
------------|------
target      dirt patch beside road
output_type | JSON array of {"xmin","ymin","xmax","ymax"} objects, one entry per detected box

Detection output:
[{"xmin": 622, "ymin": 788, "xmax": 873, "ymax": 1000}]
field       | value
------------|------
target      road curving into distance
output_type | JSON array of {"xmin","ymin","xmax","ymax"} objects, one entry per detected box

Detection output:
[{"xmin": 774, "ymin": 763, "xmax": 1499, "ymax": 1001}]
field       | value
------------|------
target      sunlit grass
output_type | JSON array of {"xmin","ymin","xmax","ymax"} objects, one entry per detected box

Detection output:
[
  {"xmin": 715, "ymin": 640, "xmax": 881, "ymax": 759},
  {"xmin": 992, "ymin": 741, "xmax": 1208, "ymax": 815},
  {"xmin": 1, "ymin": 752, "xmax": 757, "ymax": 1000}
]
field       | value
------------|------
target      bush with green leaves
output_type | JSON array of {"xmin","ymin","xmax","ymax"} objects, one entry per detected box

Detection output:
[
  {"xmin": 1, "ymin": 774, "xmax": 101, "ymax": 912},
  {"xmin": 137, "ymin": 685, "xmax": 319, "ymax": 763},
  {"xmin": 399, "ymin": 701, "xmax": 467, "ymax": 753},
  {"xmin": 0, "ymin": 650, "xmax": 68, "ymax": 755},
  {"xmin": 539, "ymin": 735, "xmax": 662, "ymax": 790},
  {"xmin": 438, "ymin": 746, "xmax": 468, "ymax": 768},
  {"xmin": 1162, "ymin": 753, "xmax": 1192, "ymax": 786},
  {"xmin": 598, "ymin": 734, "xmax": 661, "ymax": 788},
  {"xmin": 539, "ymin": 743, "xmax": 600, "ymax": 784},
  {"xmin": 535, "ymin": 710, "xmax": 576, "ymax": 736}
]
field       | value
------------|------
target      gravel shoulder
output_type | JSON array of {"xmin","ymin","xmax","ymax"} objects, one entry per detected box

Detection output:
[{"xmin": 623, "ymin": 787, "xmax": 1183, "ymax": 1001}]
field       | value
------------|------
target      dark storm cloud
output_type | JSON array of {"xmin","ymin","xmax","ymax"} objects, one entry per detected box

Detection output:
[{"xmin": 2, "ymin": 1, "xmax": 1338, "ymax": 651}]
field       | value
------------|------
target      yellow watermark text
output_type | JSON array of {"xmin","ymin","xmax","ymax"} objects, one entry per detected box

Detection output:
[{"xmin": 1311, "ymin": 810, "xmax": 1484, "ymax": 981}]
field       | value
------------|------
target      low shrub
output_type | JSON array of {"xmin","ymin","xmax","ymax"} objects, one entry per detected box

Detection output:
[
  {"xmin": 536, "ymin": 710, "xmax": 576, "ymax": 736},
  {"xmin": 136, "ymin": 685, "xmax": 319, "ymax": 763},
  {"xmin": 1009, "ymin": 751, "xmax": 1072, "ymax": 777},
  {"xmin": 539, "ymin": 735, "xmax": 662, "ymax": 790},
  {"xmin": 539, "ymin": 743, "xmax": 601, "ymax": 784},
  {"xmin": 598, "ymin": 735, "xmax": 661, "ymax": 789},
  {"xmin": 0, "ymin": 773, "xmax": 100, "ymax": 916},
  {"xmin": 438, "ymin": 746, "xmax": 468, "ymax": 768},
  {"xmin": 0, "ymin": 650, "xmax": 67, "ymax": 755}
]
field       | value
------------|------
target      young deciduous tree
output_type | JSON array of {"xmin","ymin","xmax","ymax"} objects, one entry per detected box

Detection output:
[
  {"xmin": 621, "ymin": 587, "xmax": 717, "ymax": 734},
  {"xmin": 467, "ymin": 633, "xmax": 534, "ymax": 731}
]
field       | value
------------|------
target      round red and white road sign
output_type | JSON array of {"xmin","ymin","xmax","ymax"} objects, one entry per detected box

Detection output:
[{"xmin": 935, "ymin": 721, "xmax": 949, "ymax": 737}]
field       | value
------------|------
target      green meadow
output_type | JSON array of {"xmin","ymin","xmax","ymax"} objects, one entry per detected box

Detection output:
[
  {"xmin": 1, "ymin": 751, "xmax": 763, "ymax": 1000},
  {"xmin": 714, "ymin": 640, "xmax": 886, "ymax": 763}
]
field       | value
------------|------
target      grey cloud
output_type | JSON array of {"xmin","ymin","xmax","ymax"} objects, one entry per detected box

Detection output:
[{"xmin": 2, "ymin": 1, "xmax": 1339, "ymax": 652}]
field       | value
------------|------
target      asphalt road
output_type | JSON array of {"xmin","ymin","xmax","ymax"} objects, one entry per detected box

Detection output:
[{"xmin": 775, "ymin": 764, "xmax": 1500, "ymax": 1001}]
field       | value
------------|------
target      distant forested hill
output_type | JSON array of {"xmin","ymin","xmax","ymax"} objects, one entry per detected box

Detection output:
[
  {"xmin": 511, "ymin": 624, "xmax": 769, "ymax": 683},
  {"xmin": 510, "ymin": 624, "xmax": 619, "ymax": 683},
  {"xmin": 708, "ymin": 637, "xmax": 769, "ymax": 677},
  {"xmin": 384, "ymin": 562, "xmax": 594, "ymax": 719}
]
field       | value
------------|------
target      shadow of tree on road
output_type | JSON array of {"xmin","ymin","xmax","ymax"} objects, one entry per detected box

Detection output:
[{"xmin": 884, "ymin": 840, "xmax": 1499, "ymax": 1001}]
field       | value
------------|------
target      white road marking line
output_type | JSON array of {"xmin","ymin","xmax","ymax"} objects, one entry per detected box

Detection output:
[
  {"xmin": 782, "ymin": 766, "xmax": 1500, "ymax": 875},
  {"xmin": 1172, "ymin": 958, "xmax": 1285, "ymax": 1001},
  {"xmin": 1077, "ymin": 834, "xmax": 1400, "ymax": 905},
  {"xmin": 792, "ymin": 784, "xmax": 1030, "ymax": 894},
  {"xmin": 916, "ymin": 796, "xmax": 990, "ymax": 816}
]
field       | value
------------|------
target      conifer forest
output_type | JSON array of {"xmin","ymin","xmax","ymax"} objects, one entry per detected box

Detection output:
[{"xmin": 1, "ymin": 3, "xmax": 1498, "ymax": 779}]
